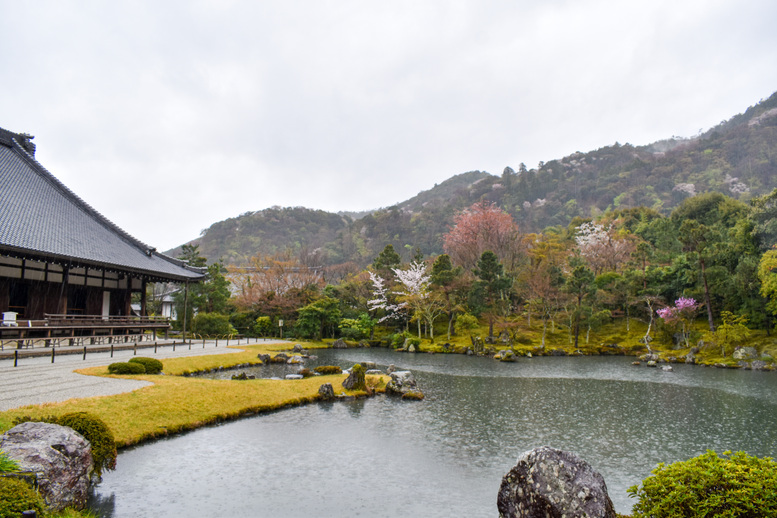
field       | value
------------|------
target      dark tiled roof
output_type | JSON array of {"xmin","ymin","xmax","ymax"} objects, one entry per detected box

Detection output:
[{"xmin": 0, "ymin": 127, "xmax": 204, "ymax": 282}]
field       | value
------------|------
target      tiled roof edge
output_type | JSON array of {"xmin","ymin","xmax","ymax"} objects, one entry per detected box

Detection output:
[{"xmin": 1, "ymin": 126, "xmax": 204, "ymax": 279}]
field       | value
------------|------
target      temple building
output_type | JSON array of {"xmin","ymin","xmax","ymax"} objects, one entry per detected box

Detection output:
[{"xmin": 0, "ymin": 127, "xmax": 203, "ymax": 343}]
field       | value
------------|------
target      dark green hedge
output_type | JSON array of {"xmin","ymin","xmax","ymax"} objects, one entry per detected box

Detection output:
[
  {"xmin": 129, "ymin": 357, "xmax": 163, "ymax": 374},
  {"xmin": 108, "ymin": 361, "xmax": 146, "ymax": 374}
]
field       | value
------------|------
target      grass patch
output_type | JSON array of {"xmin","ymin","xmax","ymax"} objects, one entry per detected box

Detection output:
[{"xmin": 0, "ymin": 343, "xmax": 387, "ymax": 448}]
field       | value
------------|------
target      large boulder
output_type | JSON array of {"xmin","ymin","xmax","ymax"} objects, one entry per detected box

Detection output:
[
  {"xmin": 0, "ymin": 422, "xmax": 94, "ymax": 511},
  {"xmin": 342, "ymin": 364, "xmax": 366, "ymax": 391},
  {"xmin": 385, "ymin": 370, "xmax": 419, "ymax": 396},
  {"xmin": 497, "ymin": 446, "xmax": 616, "ymax": 518}
]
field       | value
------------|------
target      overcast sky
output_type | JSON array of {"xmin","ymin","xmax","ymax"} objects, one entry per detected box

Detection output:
[{"xmin": 2, "ymin": 0, "xmax": 776, "ymax": 252}]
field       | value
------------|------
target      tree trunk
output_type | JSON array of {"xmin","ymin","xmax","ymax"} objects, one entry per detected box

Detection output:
[{"xmin": 700, "ymin": 258, "xmax": 715, "ymax": 332}]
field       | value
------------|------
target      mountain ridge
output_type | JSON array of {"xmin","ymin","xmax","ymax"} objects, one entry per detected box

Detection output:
[{"xmin": 168, "ymin": 91, "xmax": 777, "ymax": 266}]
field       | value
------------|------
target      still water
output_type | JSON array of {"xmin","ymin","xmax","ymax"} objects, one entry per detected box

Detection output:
[{"xmin": 88, "ymin": 349, "xmax": 777, "ymax": 517}]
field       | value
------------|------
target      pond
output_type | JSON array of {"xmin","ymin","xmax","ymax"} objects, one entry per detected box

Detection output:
[{"xmin": 88, "ymin": 348, "xmax": 777, "ymax": 517}]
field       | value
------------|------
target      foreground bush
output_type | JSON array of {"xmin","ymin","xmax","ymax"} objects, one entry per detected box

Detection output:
[
  {"xmin": 108, "ymin": 362, "xmax": 146, "ymax": 374},
  {"xmin": 128, "ymin": 357, "xmax": 163, "ymax": 374},
  {"xmin": 57, "ymin": 412, "xmax": 117, "ymax": 477},
  {"xmin": 0, "ymin": 477, "xmax": 45, "ymax": 518},
  {"xmin": 628, "ymin": 450, "xmax": 777, "ymax": 517}
]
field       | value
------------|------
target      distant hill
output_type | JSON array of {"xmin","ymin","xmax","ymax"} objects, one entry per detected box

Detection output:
[{"xmin": 169, "ymin": 91, "xmax": 777, "ymax": 266}]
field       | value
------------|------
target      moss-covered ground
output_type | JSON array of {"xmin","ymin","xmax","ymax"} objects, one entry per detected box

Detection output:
[
  {"xmin": 330, "ymin": 317, "xmax": 777, "ymax": 369},
  {"xmin": 0, "ymin": 343, "xmax": 386, "ymax": 448}
]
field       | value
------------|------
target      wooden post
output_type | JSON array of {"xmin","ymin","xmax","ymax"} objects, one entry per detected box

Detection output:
[
  {"xmin": 182, "ymin": 281, "xmax": 189, "ymax": 343},
  {"xmin": 140, "ymin": 278, "xmax": 148, "ymax": 317},
  {"xmin": 83, "ymin": 346, "xmax": 87, "ymax": 360}
]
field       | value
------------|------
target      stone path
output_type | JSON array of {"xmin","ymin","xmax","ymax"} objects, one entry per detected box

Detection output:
[{"xmin": 0, "ymin": 339, "xmax": 286, "ymax": 411}]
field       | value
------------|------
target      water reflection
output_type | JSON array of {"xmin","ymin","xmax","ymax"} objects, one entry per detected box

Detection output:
[{"xmin": 88, "ymin": 350, "xmax": 777, "ymax": 517}]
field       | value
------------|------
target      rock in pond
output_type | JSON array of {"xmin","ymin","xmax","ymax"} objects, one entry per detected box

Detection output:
[
  {"xmin": 0, "ymin": 422, "xmax": 94, "ymax": 512},
  {"xmin": 318, "ymin": 383, "xmax": 335, "ymax": 400},
  {"xmin": 497, "ymin": 446, "xmax": 616, "ymax": 518},
  {"xmin": 332, "ymin": 338, "xmax": 348, "ymax": 349},
  {"xmin": 386, "ymin": 370, "xmax": 422, "ymax": 398}
]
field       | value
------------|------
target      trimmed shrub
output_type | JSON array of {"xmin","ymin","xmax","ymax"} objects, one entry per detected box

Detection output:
[
  {"xmin": 314, "ymin": 365, "xmax": 343, "ymax": 375},
  {"xmin": 108, "ymin": 362, "xmax": 146, "ymax": 375},
  {"xmin": 57, "ymin": 412, "xmax": 117, "ymax": 477},
  {"xmin": 0, "ymin": 477, "xmax": 45, "ymax": 518},
  {"xmin": 629, "ymin": 450, "xmax": 777, "ymax": 517},
  {"xmin": 128, "ymin": 357, "xmax": 163, "ymax": 374}
]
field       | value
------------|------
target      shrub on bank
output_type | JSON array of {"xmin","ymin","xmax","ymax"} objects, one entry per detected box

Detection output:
[
  {"xmin": 314, "ymin": 365, "xmax": 343, "ymax": 375},
  {"xmin": 628, "ymin": 450, "xmax": 777, "ymax": 517},
  {"xmin": 0, "ymin": 477, "xmax": 45, "ymax": 518},
  {"xmin": 108, "ymin": 362, "xmax": 146, "ymax": 375},
  {"xmin": 128, "ymin": 357, "xmax": 163, "ymax": 374},
  {"xmin": 57, "ymin": 412, "xmax": 117, "ymax": 476}
]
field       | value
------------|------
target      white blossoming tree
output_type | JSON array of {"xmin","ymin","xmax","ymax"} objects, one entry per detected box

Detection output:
[{"xmin": 392, "ymin": 262, "xmax": 445, "ymax": 341}]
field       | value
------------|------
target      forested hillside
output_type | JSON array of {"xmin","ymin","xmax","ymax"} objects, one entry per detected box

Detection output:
[{"xmin": 175, "ymin": 91, "xmax": 777, "ymax": 266}]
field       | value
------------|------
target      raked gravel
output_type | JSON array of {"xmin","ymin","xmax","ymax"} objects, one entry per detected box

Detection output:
[{"xmin": 0, "ymin": 339, "xmax": 286, "ymax": 412}]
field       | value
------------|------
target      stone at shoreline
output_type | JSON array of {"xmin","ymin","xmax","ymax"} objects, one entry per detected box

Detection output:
[
  {"xmin": 292, "ymin": 344, "xmax": 304, "ymax": 353},
  {"xmin": 386, "ymin": 364, "xmax": 396, "ymax": 375},
  {"xmin": 385, "ymin": 370, "xmax": 421, "ymax": 398},
  {"xmin": 0, "ymin": 422, "xmax": 94, "ymax": 512},
  {"xmin": 271, "ymin": 353, "xmax": 289, "ymax": 363},
  {"xmin": 365, "ymin": 369, "xmax": 383, "ymax": 376},
  {"xmin": 285, "ymin": 374, "xmax": 303, "ymax": 380},
  {"xmin": 257, "ymin": 353, "xmax": 271, "ymax": 364},
  {"xmin": 733, "ymin": 346, "xmax": 758, "ymax": 360},
  {"xmin": 497, "ymin": 446, "xmax": 616, "ymax": 518},
  {"xmin": 332, "ymin": 339, "xmax": 348, "ymax": 349},
  {"xmin": 751, "ymin": 360, "xmax": 767, "ymax": 371},
  {"xmin": 342, "ymin": 364, "xmax": 366, "ymax": 390},
  {"xmin": 361, "ymin": 361, "xmax": 377, "ymax": 370},
  {"xmin": 318, "ymin": 383, "xmax": 335, "ymax": 400}
]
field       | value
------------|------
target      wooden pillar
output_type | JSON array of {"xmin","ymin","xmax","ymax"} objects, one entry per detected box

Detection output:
[
  {"xmin": 140, "ymin": 278, "xmax": 148, "ymax": 317},
  {"xmin": 58, "ymin": 264, "xmax": 69, "ymax": 315},
  {"xmin": 182, "ymin": 280, "xmax": 189, "ymax": 342}
]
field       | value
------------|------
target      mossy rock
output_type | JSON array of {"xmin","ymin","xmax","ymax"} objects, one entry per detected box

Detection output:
[
  {"xmin": 342, "ymin": 364, "xmax": 366, "ymax": 391},
  {"xmin": 314, "ymin": 365, "xmax": 343, "ymax": 375},
  {"xmin": 401, "ymin": 390, "xmax": 425, "ymax": 401}
]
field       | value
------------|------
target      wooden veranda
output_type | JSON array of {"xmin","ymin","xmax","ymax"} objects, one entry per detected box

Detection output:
[{"xmin": 0, "ymin": 313, "xmax": 171, "ymax": 350}]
